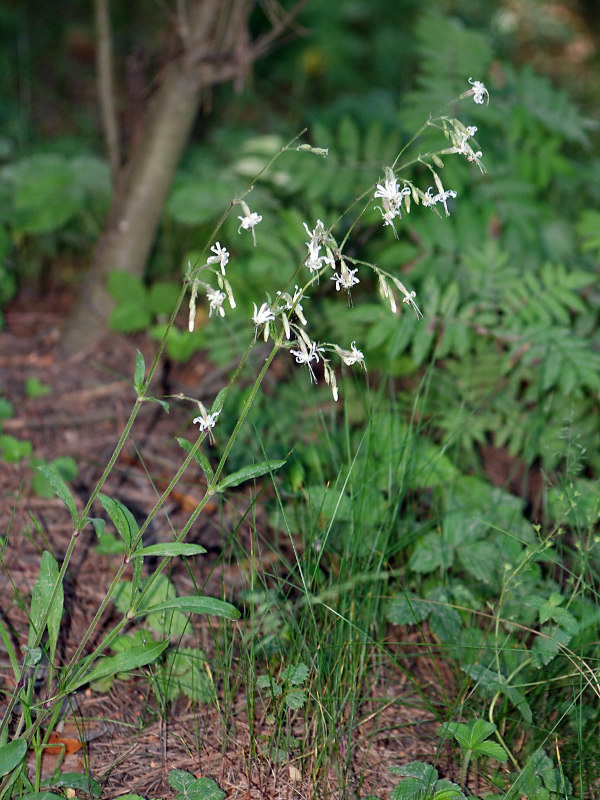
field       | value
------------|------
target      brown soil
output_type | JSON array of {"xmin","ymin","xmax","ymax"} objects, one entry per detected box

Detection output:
[{"xmin": 0, "ymin": 289, "xmax": 466, "ymax": 800}]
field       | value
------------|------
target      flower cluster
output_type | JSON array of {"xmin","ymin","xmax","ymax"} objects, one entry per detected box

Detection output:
[
  {"xmin": 186, "ymin": 77, "xmax": 488, "ymax": 418},
  {"xmin": 187, "ymin": 241, "xmax": 236, "ymax": 332},
  {"xmin": 373, "ymin": 167, "xmax": 412, "ymax": 237}
]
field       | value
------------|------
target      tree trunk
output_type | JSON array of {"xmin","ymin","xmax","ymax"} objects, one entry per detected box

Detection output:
[{"xmin": 59, "ymin": 0, "xmax": 306, "ymax": 357}]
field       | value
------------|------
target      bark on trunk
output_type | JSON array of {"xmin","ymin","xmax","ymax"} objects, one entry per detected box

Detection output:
[{"xmin": 59, "ymin": 0, "xmax": 247, "ymax": 357}]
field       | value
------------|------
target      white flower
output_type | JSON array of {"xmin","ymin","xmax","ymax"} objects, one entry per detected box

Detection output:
[
  {"xmin": 303, "ymin": 219, "xmax": 327, "ymax": 247},
  {"xmin": 335, "ymin": 341, "xmax": 365, "ymax": 368},
  {"xmin": 468, "ymin": 77, "xmax": 489, "ymax": 105},
  {"xmin": 290, "ymin": 337, "xmax": 322, "ymax": 382},
  {"xmin": 331, "ymin": 262, "xmax": 359, "ymax": 292},
  {"xmin": 252, "ymin": 301, "xmax": 275, "ymax": 341},
  {"xmin": 402, "ymin": 290, "xmax": 424, "ymax": 320},
  {"xmin": 238, "ymin": 203, "xmax": 263, "ymax": 245},
  {"xmin": 279, "ymin": 286, "xmax": 307, "ymax": 325},
  {"xmin": 422, "ymin": 186, "xmax": 457, "ymax": 216},
  {"xmin": 206, "ymin": 286, "xmax": 226, "ymax": 317},
  {"xmin": 207, "ymin": 242, "xmax": 230, "ymax": 275},
  {"xmin": 193, "ymin": 409, "xmax": 220, "ymax": 433},
  {"xmin": 373, "ymin": 168, "xmax": 411, "ymax": 235}
]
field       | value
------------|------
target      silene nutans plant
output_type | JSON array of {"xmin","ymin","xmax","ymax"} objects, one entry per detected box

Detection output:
[{"xmin": 0, "ymin": 78, "xmax": 489, "ymax": 797}]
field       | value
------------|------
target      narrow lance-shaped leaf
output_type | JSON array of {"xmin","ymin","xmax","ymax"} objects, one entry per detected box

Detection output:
[
  {"xmin": 215, "ymin": 459, "xmax": 286, "ymax": 492},
  {"xmin": 133, "ymin": 349, "xmax": 145, "ymax": 395},
  {"xmin": 176, "ymin": 437, "xmax": 213, "ymax": 483},
  {"xmin": 135, "ymin": 595, "xmax": 240, "ymax": 621},
  {"xmin": 132, "ymin": 543, "xmax": 207, "ymax": 559},
  {"xmin": 37, "ymin": 465, "xmax": 78, "ymax": 525},
  {"xmin": 97, "ymin": 494, "xmax": 143, "ymax": 604},
  {"xmin": 28, "ymin": 551, "xmax": 64, "ymax": 661},
  {"xmin": 67, "ymin": 641, "xmax": 169, "ymax": 692}
]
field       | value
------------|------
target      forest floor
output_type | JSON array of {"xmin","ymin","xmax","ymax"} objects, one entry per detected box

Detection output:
[{"xmin": 1, "ymin": 287, "xmax": 492, "ymax": 800}]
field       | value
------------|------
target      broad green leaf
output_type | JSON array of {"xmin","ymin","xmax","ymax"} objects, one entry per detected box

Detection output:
[
  {"xmin": 215, "ymin": 459, "xmax": 286, "ymax": 492},
  {"xmin": 134, "ymin": 349, "xmax": 145, "ymax": 394},
  {"xmin": 136, "ymin": 595, "xmax": 240, "ymax": 621},
  {"xmin": 530, "ymin": 625, "xmax": 571, "ymax": 668},
  {"xmin": 475, "ymin": 740, "xmax": 508, "ymax": 762},
  {"xmin": 387, "ymin": 593, "xmax": 431, "ymax": 625},
  {"xmin": 1, "ymin": 434, "xmax": 33, "ymax": 463},
  {"xmin": 28, "ymin": 551, "xmax": 63, "ymax": 660},
  {"xmin": 256, "ymin": 675, "xmax": 282, "ymax": 696},
  {"xmin": 284, "ymin": 688, "xmax": 306, "ymax": 710},
  {"xmin": 176, "ymin": 437, "xmax": 213, "ymax": 483},
  {"xmin": 132, "ymin": 543, "xmax": 207, "ymax": 559},
  {"xmin": 0, "ymin": 738, "xmax": 27, "ymax": 777},
  {"xmin": 37, "ymin": 464, "xmax": 78, "ymax": 524},
  {"xmin": 67, "ymin": 641, "xmax": 169, "ymax": 692},
  {"xmin": 280, "ymin": 663, "xmax": 309, "ymax": 685},
  {"xmin": 169, "ymin": 770, "xmax": 226, "ymax": 800}
]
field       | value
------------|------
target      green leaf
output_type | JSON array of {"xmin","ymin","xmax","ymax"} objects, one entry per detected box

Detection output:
[
  {"xmin": 280, "ymin": 663, "xmax": 309, "ymax": 685},
  {"xmin": 215, "ymin": 459, "xmax": 286, "ymax": 492},
  {"xmin": 168, "ymin": 770, "xmax": 226, "ymax": 800},
  {"xmin": 28, "ymin": 551, "xmax": 63, "ymax": 660},
  {"xmin": 108, "ymin": 302, "xmax": 151, "ymax": 334},
  {"xmin": 256, "ymin": 674, "xmax": 282, "ymax": 696},
  {"xmin": 132, "ymin": 543, "xmax": 207, "ymax": 559},
  {"xmin": 0, "ymin": 434, "xmax": 33, "ymax": 463},
  {"xmin": 474, "ymin": 740, "xmax": 508, "ymax": 761},
  {"xmin": 0, "ymin": 738, "xmax": 27, "ymax": 777},
  {"xmin": 67, "ymin": 641, "xmax": 169, "ymax": 692},
  {"xmin": 530, "ymin": 625, "xmax": 572, "ymax": 668},
  {"xmin": 42, "ymin": 772, "xmax": 102, "ymax": 798},
  {"xmin": 25, "ymin": 376, "xmax": 51, "ymax": 398},
  {"xmin": 284, "ymin": 688, "xmax": 306, "ymax": 710},
  {"xmin": 148, "ymin": 397, "xmax": 170, "ymax": 413},
  {"xmin": 37, "ymin": 464, "xmax": 78, "ymax": 524},
  {"xmin": 96, "ymin": 494, "xmax": 139, "ymax": 552},
  {"xmin": 176, "ymin": 437, "xmax": 213, "ymax": 483},
  {"xmin": 387, "ymin": 593, "xmax": 431, "ymax": 625},
  {"xmin": 134, "ymin": 349, "xmax": 145, "ymax": 394},
  {"xmin": 135, "ymin": 595, "xmax": 240, "ymax": 621},
  {"xmin": 32, "ymin": 457, "xmax": 78, "ymax": 499}
]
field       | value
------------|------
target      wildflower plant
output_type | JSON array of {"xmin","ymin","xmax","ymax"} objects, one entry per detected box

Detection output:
[{"xmin": 0, "ymin": 80, "xmax": 489, "ymax": 794}]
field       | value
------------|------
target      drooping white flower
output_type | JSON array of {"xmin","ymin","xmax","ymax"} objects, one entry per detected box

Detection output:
[
  {"xmin": 206, "ymin": 286, "xmax": 226, "ymax": 318},
  {"xmin": 207, "ymin": 242, "xmax": 230, "ymax": 275},
  {"xmin": 237, "ymin": 202, "xmax": 263, "ymax": 246},
  {"xmin": 335, "ymin": 341, "xmax": 365, "ymax": 368},
  {"xmin": 279, "ymin": 285, "xmax": 307, "ymax": 325},
  {"xmin": 468, "ymin": 77, "xmax": 489, "ymax": 105},
  {"xmin": 290, "ymin": 337, "xmax": 323, "ymax": 382},
  {"xmin": 252, "ymin": 301, "xmax": 275, "ymax": 341},
  {"xmin": 422, "ymin": 186, "xmax": 458, "ymax": 215},
  {"xmin": 331, "ymin": 262, "xmax": 359, "ymax": 292},
  {"xmin": 373, "ymin": 168, "xmax": 411, "ymax": 234},
  {"xmin": 193, "ymin": 408, "xmax": 220, "ymax": 433}
]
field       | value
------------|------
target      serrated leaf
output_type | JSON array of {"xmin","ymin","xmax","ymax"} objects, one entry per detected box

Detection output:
[
  {"xmin": 284, "ymin": 688, "xmax": 306, "ymax": 710},
  {"xmin": 176, "ymin": 437, "xmax": 213, "ymax": 483},
  {"xmin": 215, "ymin": 459, "xmax": 286, "ymax": 492},
  {"xmin": 36, "ymin": 464, "xmax": 78, "ymax": 524},
  {"xmin": 280, "ymin": 663, "xmax": 309, "ymax": 685},
  {"xmin": 132, "ymin": 543, "xmax": 207, "ymax": 559},
  {"xmin": 134, "ymin": 349, "xmax": 145, "ymax": 394},
  {"xmin": 256, "ymin": 674, "xmax": 282, "ymax": 696},
  {"xmin": 530, "ymin": 625, "xmax": 572, "ymax": 668},
  {"xmin": 67, "ymin": 641, "xmax": 169, "ymax": 692},
  {"xmin": 136, "ymin": 595, "xmax": 240, "ymax": 621},
  {"xmin": 387, "ymin": 593, "xmax": 431, "ymax": 625},
  {"xmin": 0, "ymin": 738, "xmax": 27, "ymax": 777}
]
